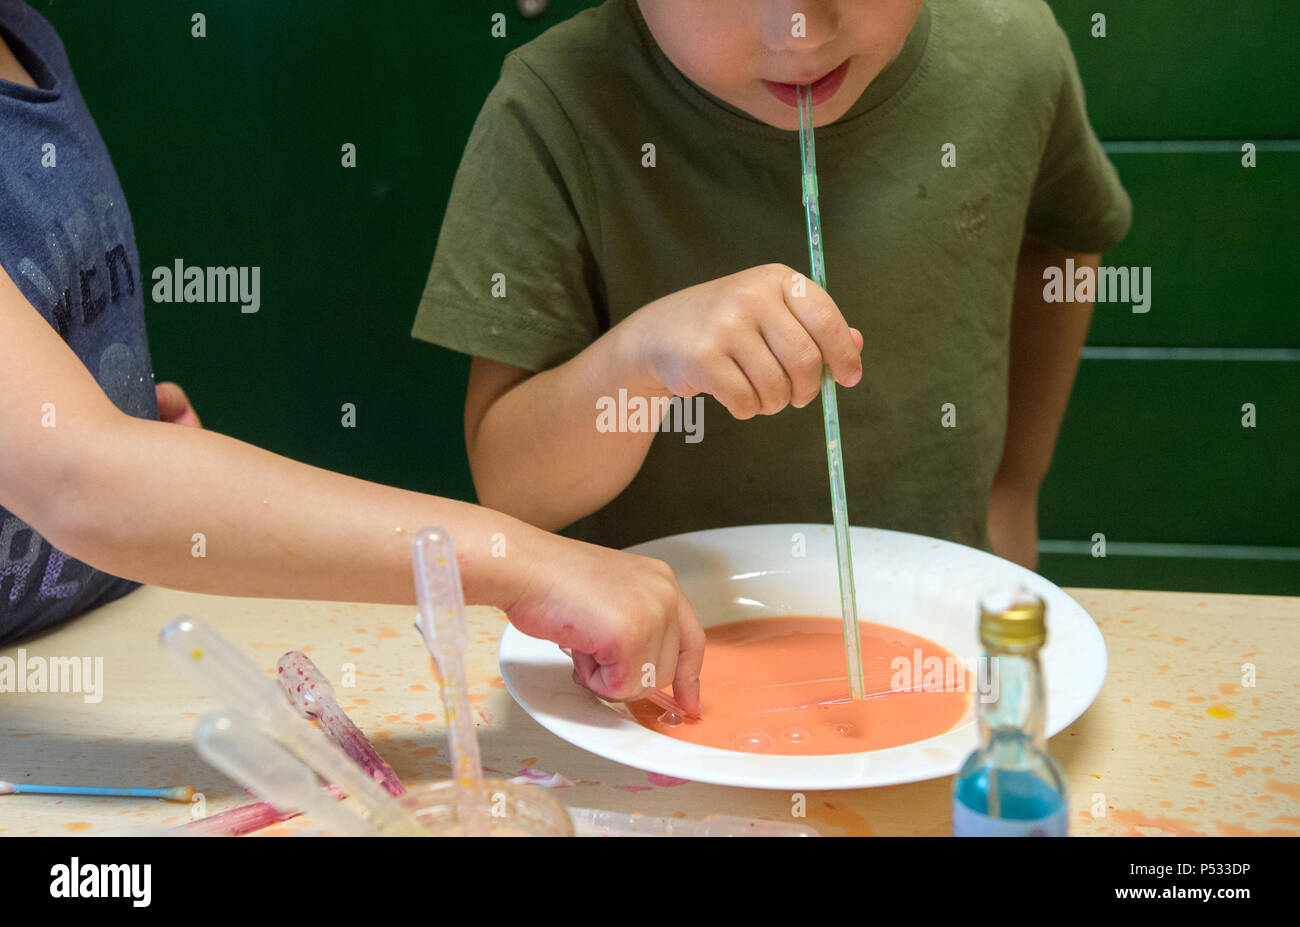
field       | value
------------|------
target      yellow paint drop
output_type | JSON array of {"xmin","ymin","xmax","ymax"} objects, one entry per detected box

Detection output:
[
  {"xmin": 190, "ymin": 649, "xmax": 202, "ymax": 660},
  {"xmin": 1207, "ymin": 704, "xmax": 1236, "ymax": 719}
]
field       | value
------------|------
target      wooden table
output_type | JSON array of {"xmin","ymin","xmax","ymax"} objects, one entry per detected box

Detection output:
[{"xmin": 1, "ymin": 586, "xmax": 1296, "ymax": 836}]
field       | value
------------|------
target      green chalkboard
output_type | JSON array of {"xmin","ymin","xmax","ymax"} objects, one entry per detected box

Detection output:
[{"xmin": 35, "ymin": 1, "xmax": 1298, "ymax": 595}]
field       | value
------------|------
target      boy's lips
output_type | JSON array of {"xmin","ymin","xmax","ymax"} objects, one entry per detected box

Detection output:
[{"xmin": 762, "ymin": 59, "xmax": 851, "ymax": 108}]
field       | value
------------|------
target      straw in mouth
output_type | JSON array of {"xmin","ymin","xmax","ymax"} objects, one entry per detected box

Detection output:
[{"xmin": 796, "ymin": 83, "xmax": 867, "ymax": 702}]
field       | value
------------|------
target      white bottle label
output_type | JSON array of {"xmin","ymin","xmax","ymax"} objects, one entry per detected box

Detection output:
[{"xmin": 952, "ymin": 800, "xmax": 1068, "ymax": 836}]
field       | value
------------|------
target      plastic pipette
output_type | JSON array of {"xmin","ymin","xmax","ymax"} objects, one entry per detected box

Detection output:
[
  {"xmin": 797, "ymin": 83, "xmax": 866, "ymax": 700},
  {"xmin": 277, "ymin": 651, "xmax": 405, "ymax": 796},
  {"xmin": 159, "ymin": 616, "xmax": 427, "ymax": 836},
  {"xmin": 412, "ymin": 527, "xmax": 492, "ymax": 836},
  {"xmin": 194, "ymin": 713, "xmax": 380, "ymax": 836}
]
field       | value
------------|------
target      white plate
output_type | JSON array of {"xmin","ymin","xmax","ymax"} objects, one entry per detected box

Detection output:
[{"xmin": 499, "ymin": 524, "xmax": 1107, "ymax": 791}]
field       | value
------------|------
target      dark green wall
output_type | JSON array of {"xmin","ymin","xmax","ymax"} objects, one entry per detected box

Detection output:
[{"xmin": 39, "ymin": 1, "xmax": 1298, "ymax": 595}]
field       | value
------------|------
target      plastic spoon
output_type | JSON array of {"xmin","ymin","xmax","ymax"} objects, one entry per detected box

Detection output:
[{"xmin": 412, "ymin": 527, "xmax": 492, "ymax": 836}]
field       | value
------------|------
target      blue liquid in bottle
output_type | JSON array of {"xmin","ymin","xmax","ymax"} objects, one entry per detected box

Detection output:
[{"xmin": 953, "ymin": 591, "xmax": 1068, "ymax": 836}]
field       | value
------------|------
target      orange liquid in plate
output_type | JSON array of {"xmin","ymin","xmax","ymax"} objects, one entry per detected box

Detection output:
[{"xmin": 630, "ymin": 616, "xmax": 971, "ymax": 755}]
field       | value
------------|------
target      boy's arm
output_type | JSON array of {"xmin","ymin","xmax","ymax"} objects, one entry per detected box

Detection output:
[
  {"xmin": 464, "ymin": 264, "xmax": 862, "ymax": 531},
  {"xmin": 465, "ymin": 326, "xmax": 669, "ymax": 532},
  {"xmin": 986, "ymin": 236, "xmax": 1097, "ymax": 570}
]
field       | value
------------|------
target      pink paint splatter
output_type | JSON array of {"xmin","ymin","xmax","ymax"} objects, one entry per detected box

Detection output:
[
  {"xmin": 647, "ymin": 773, "xmax": 690, "ymax": 787},
  {"xmin": 511, "ymin": 767, "xmax": 575, "ymax": 788}
]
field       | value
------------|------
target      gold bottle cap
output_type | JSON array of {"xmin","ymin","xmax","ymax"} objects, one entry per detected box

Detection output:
[{"xmin": 979, "ymin": 587, "xmax": 1046, "ymax": 653}]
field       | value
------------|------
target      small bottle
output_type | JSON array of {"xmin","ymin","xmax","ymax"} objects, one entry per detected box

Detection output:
[{"xmin": 953, "ymin": 588, "xmax": 1068, "ymax": 836}]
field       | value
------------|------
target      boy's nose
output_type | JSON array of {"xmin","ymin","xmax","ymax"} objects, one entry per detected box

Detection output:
[{"xmin": 761, "ymin": 0, "xmax": 841, "ymax": 53}]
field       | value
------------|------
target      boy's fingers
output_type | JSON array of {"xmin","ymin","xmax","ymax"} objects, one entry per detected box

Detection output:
[
  {"xmin": 780, "ymin": 275, "xmax": 861, "ymax": 387},
  {"xmin": 732, "ymin": 332, "xmax": 791, "ymax": 415},
  {"xmin": 760, "ymin": 313, "xmax": 824, "ymax": 407},
  {"xmin": 707, "ymin": 357, "xmax": 762, "ymax": 420}
]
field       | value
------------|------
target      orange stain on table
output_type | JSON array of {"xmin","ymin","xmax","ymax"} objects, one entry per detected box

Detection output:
[
  {"xmin": 629, "ymin": 617, "xmax": 970, "ymax": 755},
  {"xmin": 1150, "ymin": 701, "xmax": 1172, "ymax": 710},
  {"xmin": 414, "ymin": 713, "xmax": 438, "ymax": 722},
  {"xmin": 810, "ymin": 800, "xmax": 873, "ymax": 836},
  {"xmin": 1263, "ymin": 729, "xmax": 1297, "ymax": 738},
  {"xmin": 1265, "ymin": 780, "xmax": 1300, "ymax": 801},
  {"xmin": 488, "ymin": 676, "xmax": 507, "ymax": 689},
  {"xmin": 348, "ymin": 647, "xmax": 365, "ymax": 654},
  {"xmin": 1110, "ymin": 809, "xmax": 1205, "ymax": 837},
  {"xmin": 1215, "ymin": 821, "xmax": 1299, "ymax": 837},
  {"xmin": 1218, "ymin": 683, "xmax": 1239, "ymax": 697},
  {"xmin": 64, "ymin": 822, "xmax": 92, "ymax": 833},
  {"xmin": 409, "ymin": 684, "xmax": 428, "ymax": 692},
  {"xmin": 377, "ymin": 627, "xmax": 400, "ymax": 640}
]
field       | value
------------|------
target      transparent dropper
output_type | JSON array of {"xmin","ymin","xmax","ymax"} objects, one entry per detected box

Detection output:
[
  {"xmin": 412, "ymin": 527, "xmax": 492, "ymax": 837},
  {"xmin": 194, "ymin": 713, "xmax": 380, "ymax": 837},
  {"xmin": 159, "ymin": 616, "xmax": 427, "ymax": 836},
  {"xmin": 797, "ymin": 83, "xmax": 866, "ymax": 700}
]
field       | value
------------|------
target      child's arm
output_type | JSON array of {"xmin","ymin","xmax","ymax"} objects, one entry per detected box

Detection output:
[
  {"xmin": 986, "ymin": 236, "xmax": 1098, "ymax": 570},
  {"xmin": 465, "ymin": 263, "xmax": 863, "ymax": 530},
  {"xmin": 0, "ymin": 266, "xmax": 703, "ymax": 712}
]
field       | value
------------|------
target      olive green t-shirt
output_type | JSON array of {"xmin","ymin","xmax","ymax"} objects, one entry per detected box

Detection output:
[{"xmin": 413, "ymin": 0, "xmax": 1131, "ymax": 552}]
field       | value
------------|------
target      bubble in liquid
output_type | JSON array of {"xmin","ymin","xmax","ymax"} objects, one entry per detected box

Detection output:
[
  {"xmin": 657, "ymin": 710, "xmax": 683, "ymax": 728},
  {"xmin": 733, "ymin": 729, "xmax": 775, "ymax": 753},
  {"xmin": 781, "ymin": 727, "xmax": 811, "ymax": 744},
  {"xmin": 833, "ymin": 722, "xmax": 856, "ymax": 736}
]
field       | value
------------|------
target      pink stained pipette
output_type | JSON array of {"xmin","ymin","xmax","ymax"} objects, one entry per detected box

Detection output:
[
  {"xmin": 412, "ymin": 527, "xmax": 492, "ymax": 837},
  {"xmin": 276, "ymin": 651, "xmax": 406, "ymax": 797},
  {"xmin": 178, "ymin": 786, "xmax": 345, "ymax": 837}
]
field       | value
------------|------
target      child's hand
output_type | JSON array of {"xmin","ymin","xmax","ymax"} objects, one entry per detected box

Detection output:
[
  {"xmin": 156, "ymin": 381, "xmax": 203, "ymax": 428},
  {"xmin": 617, "ymin": 263, "xmax": 863, "ymax": 419},
  {"xmin": 506, "ymin": 532, "xmax": 705, "ymax": 716}
]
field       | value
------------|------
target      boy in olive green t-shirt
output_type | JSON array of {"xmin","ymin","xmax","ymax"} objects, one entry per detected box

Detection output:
[{"xmin": 413, "ymin": 0, "xmax": 1131, "ymax": 568}]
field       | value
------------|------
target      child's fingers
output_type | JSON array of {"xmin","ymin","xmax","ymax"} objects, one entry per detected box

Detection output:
[
  {"xmin": 705, "ymin": 356, "xmax": 763, "ymax": 420},
  {"xmin": 155, "ymin": 381, "xmax": 203, "ymax": 428},
  {"xmin": 671, "ymin": 594, "xmax": 705, "ymax": 716},
  {"xmin": 780, "ymin": 275, "xmax": 862, "ymax": 387},
  {"xmin": 730, "ymin": 332, "xmax": 792, "ymax": 415},
  {"xmin": 759, "ymin": 312, "xmax": 825, "ymax": 408}
]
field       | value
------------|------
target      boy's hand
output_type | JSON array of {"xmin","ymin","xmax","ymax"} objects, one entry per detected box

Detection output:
[
  {"xmin": 156, "ymin": 381, "xmax": 203, "ymax": 428},
  {"xmin": 987, "ymin": 484, "xmax": 1039, "ymax": 571},
  {"xmin": 617, "ymin": 263, "xmax": 863, "ymax": 419},
  {"xmin": 504, "ymin": 532, "xmax": 704, "ymax": 716}
]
